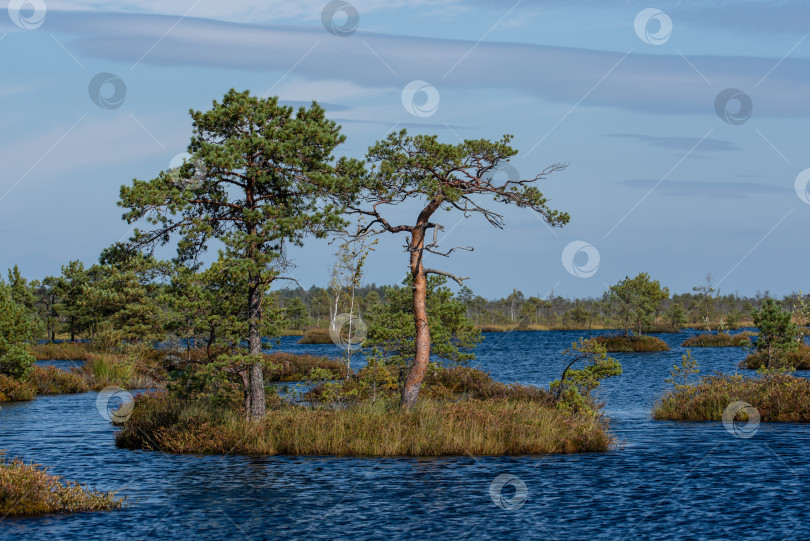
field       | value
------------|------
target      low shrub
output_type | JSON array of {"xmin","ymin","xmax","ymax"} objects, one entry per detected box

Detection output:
[
  {"xmin": 594, "ymin": 334, "xmax": 670, "ymax": 352},
  {"xmin": 0, "ymin": 374, "xmax": 35, "ymax": 402},
  {"xmin": 266, "ymin": 352, "xmax": 347, "ymax": 381},
  {"xmin": 0, "ymin": 452, "xmax": 125, "ymax": 516},
  {"xmin": 115, "ymin": 391, "xmax": 613, "ymax": 456},
  {"xmin": 653, "ymin": 373, "xmax": 810, "ymax": 422},
  {"xmin": 681, "ymin": 333, "xmax": 750, "ymax": 348},
  {"xmin": 26, "ymin": 366, "xmax": 89, "ymax": 395},
  {"xmin": 741, "ymin": 344, "xmax": 810, "ymax": 371}
]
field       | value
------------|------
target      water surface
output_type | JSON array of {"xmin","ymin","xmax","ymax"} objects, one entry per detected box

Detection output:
[{"xmin": 2, "ymin": 330, "xmax": 807, "ymax": 540}]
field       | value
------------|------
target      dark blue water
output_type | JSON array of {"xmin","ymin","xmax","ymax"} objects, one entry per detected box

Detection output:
[{"xmin": 2, "ymin": 330, "xmax": 808, "ymax": 540}]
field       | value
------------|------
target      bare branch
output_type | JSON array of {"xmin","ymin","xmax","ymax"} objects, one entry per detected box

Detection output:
[{"xmin": 424, "ymin": 268, "xmax": 469, "ymax": 285}]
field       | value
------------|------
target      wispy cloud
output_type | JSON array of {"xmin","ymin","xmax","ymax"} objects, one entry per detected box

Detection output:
[
  {"xmin": 606, "ymin": 134, "xmax": 742, "ymax": 152},
  {"xmin": 616, "ymin": 178, "xmax": 783, "ymax": 199},
  {"xmin": 28, "ymin": 11, "xmax": 810, "ymax": 118}
]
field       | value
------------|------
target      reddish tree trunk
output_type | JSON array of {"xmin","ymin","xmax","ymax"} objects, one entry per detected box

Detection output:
[{"xmin": 401, "ymin": 226, "xmax": 430, "ymax": 408}]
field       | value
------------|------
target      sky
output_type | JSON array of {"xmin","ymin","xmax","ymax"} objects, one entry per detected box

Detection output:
[{"xmin": 1, "ymin": 0, "xmax": 809, "ymax": 300}]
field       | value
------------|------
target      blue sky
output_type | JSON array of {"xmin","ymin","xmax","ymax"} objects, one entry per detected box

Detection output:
[{"xmin": 1, "ymin": 0, "xmax": 809, "ymax": 300}]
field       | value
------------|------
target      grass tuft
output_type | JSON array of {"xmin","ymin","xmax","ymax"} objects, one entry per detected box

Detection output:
[
  {"xmin": 296, "ymin": 328, "xmax": 333, "ymax": 344},
  {"xmin": 653, "ymin": 373, "xmax": 810, "ymax": 422},
  {"xmin": 115, "ymin": 391, "xmax": 614, "ymax": 456},
  {"xmin": 0, "ymin": 452, "xmax": 125, "ymax": 516},
  {"xmin": 681, "ymin": 333, "xmax": 750, "ymax": 348},
  {"xmin": 26, "ymin": 366, "xmax": 89, "ymax": 395}
]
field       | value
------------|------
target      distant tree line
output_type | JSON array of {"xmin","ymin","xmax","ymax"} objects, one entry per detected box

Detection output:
[{"xmin": 5, "ymin": 262, "xmax": 807, "ymax": 342}]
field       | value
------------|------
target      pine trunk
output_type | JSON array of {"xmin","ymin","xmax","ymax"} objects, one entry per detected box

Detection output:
[
  {"xmin": 246, "ymin": 280, "xmax": 266, "ymax": 421},
  {"xmin": 401, "ymin": 227, "xmax": 430, "ymax": 408}
]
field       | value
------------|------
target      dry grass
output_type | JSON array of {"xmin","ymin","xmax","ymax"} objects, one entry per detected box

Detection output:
[
  {"xmin": 681, "ymin": 333, "xmax": 751, "ymax": 348},
  {"xmin": 30, "ymin": 342, "xmax": 92, "ymax": 361},
  {"xmin": 0, "ymin": 452, "xmax": 125, "ymax": 516},
  {"xmin": 115, "ymin": 392, "xmax": 614, "ymax": 456},
  {"xmin": 296, "ymin": 327, "xmax": 333, "ymax": 344},
  {"xmin": 26, "ymin": 366, "xmax": 89, "ymax": 395},
  {"xmin": 594, "ymin": 335, "xmax": 670, "ymax": 352},
  {"xmin": 653, "ymin": 373, "xmax": 810, "ymax": 422}
]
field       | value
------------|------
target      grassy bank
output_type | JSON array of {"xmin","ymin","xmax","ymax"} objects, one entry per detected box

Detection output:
[
  {"xmin": 594, "ymin": 335, "xmax": 670, "ymax": 352},
  {"xmin": 115, "ymin": 392, "xmax": 614, "ymax": 456},
  {"xmin": 740, "ymin": 344, "xmax": 810, "ymax": 371},
  {"xmin": 0, "ymin": 452, "xmax": 125, "ymax": 516},
  {"xmin": 297, "ymin": 327, "xmax": 332, "ymax": 344},
  {"xmin": 653, "ymin": 373, "xmax": 810, "ymax": 422},
  {"xmin": 30, "ymin": 342, "xmax": 92, "ymax": 361},
  {"xmin": 681, "ymin": 333, "xmax": 751, "ymax": 348}
]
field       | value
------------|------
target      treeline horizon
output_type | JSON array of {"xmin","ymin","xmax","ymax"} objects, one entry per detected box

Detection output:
[{"xmin": 5, "ymin": 260, "xmax": 808, "ymax": 340}]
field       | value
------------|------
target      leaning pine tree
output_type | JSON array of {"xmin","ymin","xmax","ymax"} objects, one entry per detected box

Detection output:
[
  {"xmin": 344, "ymin": 130, "xmax": 569, "ymax": 407},
  {"xmin": 118, "ymin": 90, "xmax": 358, "ymax": 421}
]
